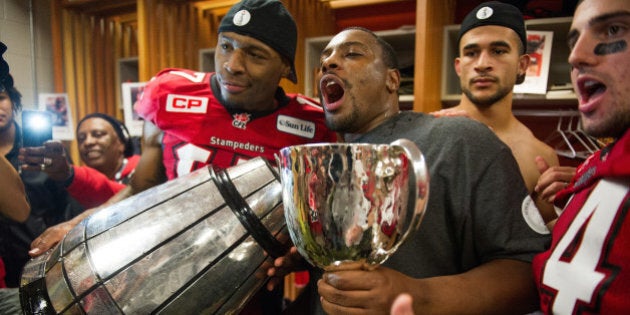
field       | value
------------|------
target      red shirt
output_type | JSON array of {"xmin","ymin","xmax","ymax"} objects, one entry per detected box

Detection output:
[
  {"xmin": 66, "ymin": 155, "xmax": 140, "ymax": 208},
  {"xmin": 135, "ymin": 68, "xmax": 336, "ymax": 178},
  {"xmin": 532, "ymin": 130, "xmax": 630, "ymax": 314},
  {"xmin": 134, "ymin": 68, "xmax": 336, "ymax": 314}
]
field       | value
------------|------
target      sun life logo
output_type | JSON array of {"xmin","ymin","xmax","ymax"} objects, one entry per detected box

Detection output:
[{"xmin": 476, "ymin": 6, "xmax": 494, "ymax": 20}]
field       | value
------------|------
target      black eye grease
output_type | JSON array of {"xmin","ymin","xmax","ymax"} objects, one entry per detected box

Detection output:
[{"xmin": 594, "ymin": 40, "xmax": 627, "ymax": 55}]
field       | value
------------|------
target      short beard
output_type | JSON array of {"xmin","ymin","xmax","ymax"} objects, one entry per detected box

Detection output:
[
  {"xmin": 325, "ymin": 102, "xmax": 360, "ymax": 133},
  {"xmin": 583, "ymin": 110, "xmax": 630, "ymax": 139},
  {"xmin": 462, "ymin": 86, "xmax": 511, "ymax": 109}
]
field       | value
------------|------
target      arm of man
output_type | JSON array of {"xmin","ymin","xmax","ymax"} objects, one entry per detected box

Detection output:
[
  {"xmin": 29, "ymin": 120, "xmax": 167, "ymax": 256},
  {"xmin": 0, "ymin": 155, "xmax": 30, "ymax": 222},
  {"xmin": 318, "ymin": 259, "xmax": 537, "ymax": 315},
  {"xmin": 66, "ymin": 166, "xmax": 126, "ymax": 208},
  {"xmin": 127, "ymin": 120, "xmax": 167, "ymax": 194}
]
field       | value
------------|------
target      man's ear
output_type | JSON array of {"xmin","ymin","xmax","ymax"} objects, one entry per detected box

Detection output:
[
  {"xmin": 519, "ymin": 53, "xmax": 531, "ymax": 72},
  {"xmin": 454, "ymin": 57, "xmax": 462, "ymax": 77},
  {"xmin": 386, "ymin": 68, "xmax": 401, "ymax": 93},
  {"xmin": 282, "ymin": 66, "xmax": 291, "ymax": 79},
  {"xmin": 277, "ymin": 59, "xmax": 291, "ymax": 79},
  {"xmin": 516, "ymin": 54, "xmax": 531, "ymax": 84}
]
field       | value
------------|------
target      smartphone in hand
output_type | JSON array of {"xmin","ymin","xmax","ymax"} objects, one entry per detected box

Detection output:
[{"xmin": 21, "ymin": 110, "xmax": 53, "ymax": 147}]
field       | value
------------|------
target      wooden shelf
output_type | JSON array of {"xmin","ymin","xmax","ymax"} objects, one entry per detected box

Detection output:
[
  {"xmin": 117, "ymin": 57, "xmax": 139, "ymax": 109},
  {"xmin": 199, "ymin": 48, "xmax": 216, "ymax": 72}
]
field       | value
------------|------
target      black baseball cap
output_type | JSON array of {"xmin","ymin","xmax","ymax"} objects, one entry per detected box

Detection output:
[{"xmin": 458, "ymin": 1, "xmax": 527, "ymax": 54}]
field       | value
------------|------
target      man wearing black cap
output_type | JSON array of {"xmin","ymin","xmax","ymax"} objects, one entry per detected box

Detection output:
[
  {"xmin": 28, "ymin": 0, "xmax": 336, "ymax": 313},
  {"xmin": 436, "ymin": 1, "xmax": 561, "ymax": 193},
  {"xmin": 433, "ymin": 1, "xmax": 572, "ymax": 234},
  {"xmin": 20, "ymin": 113, "xmax": 140, "ymax": 209},
  {"xmin": 30, "ymin": 0, "xmax": 334, "ymax": 249}
]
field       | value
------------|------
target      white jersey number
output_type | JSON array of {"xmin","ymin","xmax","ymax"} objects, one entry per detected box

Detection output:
[
  {"xmin": 543, "ymin": 179, "xmax": 629, "ymax": 314},
  {"xmin": 174, "ymin": 143, "xmax": 212, "ymax": 176},
  {"xmin": 170, "ymin": 70, "xmax": 206, "ymax": 83}
]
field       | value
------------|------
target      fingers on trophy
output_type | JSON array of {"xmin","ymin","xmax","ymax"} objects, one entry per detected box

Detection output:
[{"xmin": 278, "ymin": 139, "xmax": 429, "ymax": 271}]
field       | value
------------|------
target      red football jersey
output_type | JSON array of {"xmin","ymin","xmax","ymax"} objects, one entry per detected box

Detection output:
[
  {"xmin": 135, "ymin": 68, "xmax": 337, "ymax": 179},
  {"xmin": 533, "ymin": 130, "xmax": 630, "ymax": 314}
]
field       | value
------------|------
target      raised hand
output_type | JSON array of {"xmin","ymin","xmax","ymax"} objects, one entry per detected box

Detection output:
[
  {"xmin": 534, "ymin": 156, "xmax": 576, "ymax": 204},
  {"xmin": 19, "ymin": 140, "xmax": 71, "ymax": 181}
]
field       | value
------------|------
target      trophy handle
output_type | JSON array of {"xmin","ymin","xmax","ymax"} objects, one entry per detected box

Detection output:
[{"xmin": 390, "ymin": 139, "xmax": 430, "ymax": 239}]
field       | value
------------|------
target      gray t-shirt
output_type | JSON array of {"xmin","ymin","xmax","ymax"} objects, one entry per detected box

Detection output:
[
  {"xmin": 304, "ymin": 111, "xmax": 550, "ymax": 314},
  {"xmin": 366, "ymin": 112, "xmax": 549, "ymax": 276}
]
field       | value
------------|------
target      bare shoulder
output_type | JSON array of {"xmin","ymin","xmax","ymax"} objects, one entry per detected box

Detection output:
[
  {"xmin": 504, "ymin": 122, "xmax": 559, "ymax": 165},
  {"xmin": 530, "ymin": 136, "xmax": 559, "ymax": 166}
]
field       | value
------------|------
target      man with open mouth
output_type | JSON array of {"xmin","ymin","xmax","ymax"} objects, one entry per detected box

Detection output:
[
  {"xmin": 532, "ymin": 0, "xmax": 630, "ymax": 313},
  {"xmin": 311, "ymin": 26, "xmax": 550, "ymax": 315}
]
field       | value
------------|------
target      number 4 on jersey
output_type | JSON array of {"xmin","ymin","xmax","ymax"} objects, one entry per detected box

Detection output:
[{"xmin": 543, "ymin": 179, "xmax": 630, "ymax": 314}]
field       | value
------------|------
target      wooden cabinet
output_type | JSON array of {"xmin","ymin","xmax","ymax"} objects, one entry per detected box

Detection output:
[
  {"xmin": 304, "ymin": 27, "xmax": 416, "ymax": 110},
  {"xmin": 441, "ymin": 17, "xmax": 577, "ymax": 108},
  {"xmin": 199, "ymin": 48, "xmax": 216, "ymax": 72},
  {"xmin": 117, "ymin": 57, "xmax": 139, "ymax": 109}
]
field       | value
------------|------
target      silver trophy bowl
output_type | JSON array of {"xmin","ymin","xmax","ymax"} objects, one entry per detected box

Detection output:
[{"xmin": 277, "ymin": 139, "xmax": 429, "ymax": 270}]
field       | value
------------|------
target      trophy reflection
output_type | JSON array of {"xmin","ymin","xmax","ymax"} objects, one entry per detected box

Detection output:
[{"xmin": 278, "ymin": 139, "xmax": 429, "ymax": 270}]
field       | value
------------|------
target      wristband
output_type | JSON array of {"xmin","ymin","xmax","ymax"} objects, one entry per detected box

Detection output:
[{"xmin": 521, "ymin": 195, "xmax": 551, "ymax": 235}]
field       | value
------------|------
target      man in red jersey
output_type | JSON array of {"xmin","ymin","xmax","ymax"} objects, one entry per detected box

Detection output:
[
  {"xmin": 28, "ymin": 0, "xmax": 335, "ymax": 261},
  {"xmin": 28, "ymin": 1, "xmax": 335, "ymax": 313},
  {"xmin": 532, "ymin": 0, "xmax": 630, "ymax": 313}
]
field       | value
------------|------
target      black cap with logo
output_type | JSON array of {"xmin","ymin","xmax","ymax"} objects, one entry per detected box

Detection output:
[{"xmin": 458, "ymin": 1, "xmax": 527, "ymax": 55}]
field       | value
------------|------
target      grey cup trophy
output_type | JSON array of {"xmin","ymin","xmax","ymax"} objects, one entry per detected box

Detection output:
[
  {"xmin": 278, "ymin": 139, "xmax": 429, "ymax": 270},
  {"xmin": 19, "ymin": 157, "xmax": 289, "ymax": 314}
]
